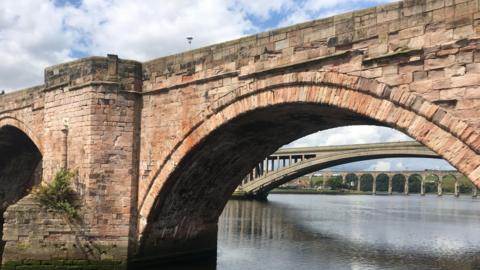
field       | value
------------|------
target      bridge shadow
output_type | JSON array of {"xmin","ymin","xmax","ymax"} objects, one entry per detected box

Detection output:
[{"xmin": 0, "ymin": 125, "xmax": 42, "ymax": 264}]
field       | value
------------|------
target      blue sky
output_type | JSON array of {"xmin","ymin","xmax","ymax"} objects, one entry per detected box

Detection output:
[
  {"xmin": 0, "ymin": 0, "xmax": 454, "ymax": 171},
  {"xmin": 1, "ymin": 0, "xmax": 398, "ymax": 91}
]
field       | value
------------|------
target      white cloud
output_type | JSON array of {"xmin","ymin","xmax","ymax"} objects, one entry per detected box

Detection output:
[
  {"xmin": 286, "ymin": 126, "xmax": 455, "ymax": 171},
  {"xmin": 0, "ymin": 1, "xmax": 456, "ymax": 172},
  {"xmin": 0, "ymin": 1, "xmax": 76, "ymax": 91},
  {"xmin": 368, "ymin": 161, "xmax": 391, "ymax": 171},
  {"xmin": 394, "ymin": 161, "xmax": 405, "ymax": 170},
  {"xmin": 64, "ymin": 0, "xmax": 254, "ymax": 60},
  {"xmin": 0, "ymin": 0, "xmax": 255, "ymax": 91},
  {"xmin": 285, "ymin": 126, "xmax": 412, "ymax": 148},
  {"xmin": 0, "ymin": 0, "xmax": 397, "ymax": 91}
]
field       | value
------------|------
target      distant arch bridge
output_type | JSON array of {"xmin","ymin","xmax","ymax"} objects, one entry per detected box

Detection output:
[{"xmin": 234, "ymin": 141, "xmax": 456, "ymax": 199}]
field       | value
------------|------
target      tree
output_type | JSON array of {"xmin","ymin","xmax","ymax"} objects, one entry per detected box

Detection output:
[{"xmin": 327, "ymin": 177, "xmax": 348, "ymax": 190}]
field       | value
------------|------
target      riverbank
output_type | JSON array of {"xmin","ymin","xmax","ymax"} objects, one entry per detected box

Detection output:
[
  {"xmin": 231, "ymin": 189, "xmax": 370, "ymax": 199},
  {"xmin": 270, "ymin": 188, "xmax": 369, "ymax": 195},
  {"xmin": 231, "ymin": 188, "xmax": 472, "ymax": 199}
]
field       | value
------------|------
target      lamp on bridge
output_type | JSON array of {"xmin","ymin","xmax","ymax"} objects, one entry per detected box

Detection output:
[{"xmin": 187, "ymin": 37, "xmax": 193, "ymax": 49}]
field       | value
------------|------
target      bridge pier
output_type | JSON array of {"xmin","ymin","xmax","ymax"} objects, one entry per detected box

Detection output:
[
  {"xmin": 454, "ymin": 179, "xmax": 460, "ymax": 197},
  {"xmin": 404, "ymin": 177, "xmax": 409, "ymax": 195},
  {"xmin": 0, "ymin": 56, "xmax": 142, "ymax": 268},
  {"xmin": 473, "ymin": 187, "xmax": 478, "ymax": 198},
  {"xmin": 372, "ymin": 174, "xmax": 377, "ymax": 195},
  {"xmin": 388, "ymin": 176, "xmax": 392, "ymax": 195},
  {"xmin": 438, "ymin": 179, "xmax": 443, "ymax": 196},
  {"xmin": 420, "ymin": 175, "xmax": 426, "ymax": 196}
]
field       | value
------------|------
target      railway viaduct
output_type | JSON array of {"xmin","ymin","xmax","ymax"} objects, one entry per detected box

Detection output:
[{"xmin": 2, "ymin": 0, "xmax": 480, "ymax": 268}]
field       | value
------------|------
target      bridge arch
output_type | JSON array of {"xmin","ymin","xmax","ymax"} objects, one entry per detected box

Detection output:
[
  {"xmin": 239, "ymin": 148, "xmax": 440, "ymax": 196},
  {"xmin": 0, "ymin": 117, "xmax": 42, "ymax": 153},
  {"xmin": 359, "ymin": 174, "xmax": 374, "ymax": 192},
  {"xmin": 345, "ymin": 173, "xmax": 359, "ymax": 189},
  {"xmin": 137, "ymin": 71, "xmax": 480, "ymax": 260},
  {"xmin": 375, "ymin": 173, "xmax": 389, "ymax": 193},
  {"xmin": 0, "ymin": 122, "xmax": 43, "ymax": 206},
  {"xmin": 407, "ymin": 174, "xmax": 423, "ymax": 194},
  {"xmin": 0, "ymin": 120, "xmax": 43, "ymax": 258},
  {"xmin": 391, "ymin": 174, "xmax": 407, "ymax": 193}
]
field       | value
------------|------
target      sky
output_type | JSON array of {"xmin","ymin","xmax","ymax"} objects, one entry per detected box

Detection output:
[{"xmin": 0, "ymin": 0, "xmax": 454, "ymax": 171}]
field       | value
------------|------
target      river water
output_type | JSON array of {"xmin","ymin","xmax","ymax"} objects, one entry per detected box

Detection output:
[{"xmin": 215, "ymin": 194, "xmax": 480, "ymax": 270}]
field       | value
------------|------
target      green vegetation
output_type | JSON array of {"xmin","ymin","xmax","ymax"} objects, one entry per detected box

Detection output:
[
  {"xmin": 327, "ymin": 177, "xmax": 349, "ymax": 190},
  {"xmin": 32, "ymin": 169, "xmax": 81, "ymax": 220}
]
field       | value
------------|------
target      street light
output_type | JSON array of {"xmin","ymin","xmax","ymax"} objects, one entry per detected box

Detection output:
[{"xmin": 187, "ymin": 37, "xmax": 193, "ymax": 49}]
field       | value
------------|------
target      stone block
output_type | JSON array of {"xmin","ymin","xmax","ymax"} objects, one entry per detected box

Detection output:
[{"xmin": 425, "ymin": 55, "xmax": 456, "ymax": 69}]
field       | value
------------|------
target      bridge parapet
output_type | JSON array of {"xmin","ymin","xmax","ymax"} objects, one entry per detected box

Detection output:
[
  {"xmin": 44, "ymin": 55, "xmax": 142, "ymax": 92},
  {"xmin": 0, "ymin": 85, "xmax": 44, "ymax": 114}
]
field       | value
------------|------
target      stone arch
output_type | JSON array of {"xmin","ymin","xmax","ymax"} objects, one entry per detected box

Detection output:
[
  {"xmin": 391, "ymin": 174, "xmax": 407, "ymax": 193},
  {"xmin": 359, "ymin": 173, "xmax": 374, "ymax": 192},
  {"xmin": 0, "ymin": 121, "xmax": 43, "ymax": 259},
  {"xmin": 441, "ymin": 173, "xmax": 457, "ymax": 194},
  {"xmin": 136, "ymin": 71, "xmax": 480, "ymax": 261},
  {"xmin": 375, "ymin": 173, "xmax": 389, "ymax": 193},
  {"xmin": 424, "ymin": 173, "xmax": 440, "ymax": 194},
  {"xmin": 345, "ymin": 173, "xmax": 359, "ymax": 189},
  {"xmin": 0, "ymin": 117, "xmax": 42, "ymax": 154},
  {"xmin": 407, "ymin": 174, "xmax": 422, "ymax": 194},
  {"xmin": 0, "ymin": 123, "xmax": 43, "ymax": 200}
]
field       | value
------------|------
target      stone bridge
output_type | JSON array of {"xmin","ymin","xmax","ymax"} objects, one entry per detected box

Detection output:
[
  {"xmin": 2, "ymin": 0, "xmax": 480, "ymax": 267},
  {"xmin": 315, "ymin": 169, "xmax": 476, "ymax": 196},
  {"xmin": 235, "ymin": 141, "xmax": 440, "ymax": 198}
]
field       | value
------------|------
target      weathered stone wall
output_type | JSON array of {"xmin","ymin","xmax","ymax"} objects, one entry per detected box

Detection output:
[
  {"xmin": 2, "ymin": 195, "xmax": 126, "ymax": 270},
  {"xmin": 2, "ymin": 0, "xmax": 480, "ymax": 267},
  {"xmin": 0, "ymin": 86, "xmax": 45, "ymax": 152},
  {"xmin": 134, "ymin": 0, "xmax": 480, "ymax": 262},
  {"xmin": 0, "ymin": 56, "xmax": 142, "ymax": 266},
  {"xmin": 138, "ymin": 0, "xmax": 480, "ymax": 209}
]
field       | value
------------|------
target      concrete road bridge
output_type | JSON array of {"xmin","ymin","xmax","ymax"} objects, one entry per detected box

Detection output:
[
  {"xmin": 236, "ymin": 159, "xmax": 478, "ymax": 198},
  {"xmin": 3, "ymin": 0, "xmax": 480, "ymax": 268},
  {"xmin": 235, "ymin": 141, "xmax": 442, "ymax": 198}
]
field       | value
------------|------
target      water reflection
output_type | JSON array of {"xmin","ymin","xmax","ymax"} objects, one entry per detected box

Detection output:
[{"xmin": 217, "ymin": 195, "xmax": 480, "ymax": 270}]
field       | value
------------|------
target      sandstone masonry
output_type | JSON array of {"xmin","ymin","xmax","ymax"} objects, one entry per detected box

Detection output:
[{"xmin": 1, "ymin": 0, "xmax": 480, "ymax": 267}]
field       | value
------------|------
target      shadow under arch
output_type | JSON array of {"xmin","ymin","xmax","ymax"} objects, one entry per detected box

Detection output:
[
  {"xmin": 0, "ymin": 124, "xmax": 43, "ymax": 261},
  {"xmin": 376, "ymin": 173, "xmax": 390, "ymax": 193},
  {"xmin": 424, "ymin": 173, "xmax": 441, "ymax": 194},
  {"xmin": 391, "ymin": 174, "xmax": 407, "ymax": 193},
  {"xmin": 135, "ymin": 72, "xmax": 480, "ymax": 264},
  {"xmin": 408, "ymin": 173, "xmax": 423, "ymax": 194},
  {"xmin": 359, "ymin": 173, "xmax": 374, "ymax": 192},
  {"xmin": 0, "ymin": 117, "xmax": 42, "ymax": 153},
  {"xmin": 345, "ymin": 173, "xmax": 359, "ymax": 189}
]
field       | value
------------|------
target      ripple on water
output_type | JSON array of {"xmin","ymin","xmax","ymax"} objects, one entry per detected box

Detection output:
[{"xmin": 217, "ymin": 194, "xmax": 480, "ymax": 270}]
